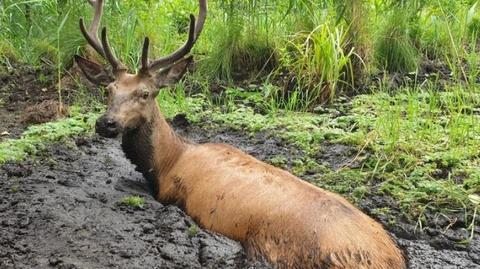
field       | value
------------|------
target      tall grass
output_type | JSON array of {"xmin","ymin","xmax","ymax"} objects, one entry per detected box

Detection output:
[
  {"xmin": 1, "ymin": 0, "xmax": 480, "ymax": 108},
  {"xmin": 281, "ymin": 23, "xmax": 354, "ymax": 107},
  {"xmin": 375, "ymin": 7, "xmax": 419, "ymax": 73}
]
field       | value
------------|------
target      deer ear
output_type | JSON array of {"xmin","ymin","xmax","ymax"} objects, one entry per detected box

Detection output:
[
  {"xmin": 74, "ymin": 55, "xmax": 114, "ymax": 86},
  {"xmin": 154, "ymin": 56, "xmax": 193, "ymax": 90}
]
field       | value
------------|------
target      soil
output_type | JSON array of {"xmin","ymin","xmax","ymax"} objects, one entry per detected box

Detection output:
[
  {"xmin": 0, "ymin": 135, "xmax": 271, "ymax": 269},
  {"xmin": 1, "ymin": 65, "xmax": 479, "ymax": 268},
  {"xmin": 0, "ymin": 64, "xmax": 85, "ymax": 142},
  {"xmin": 1, "ymin": 120, "xmax": 480, "ymax": 268}
]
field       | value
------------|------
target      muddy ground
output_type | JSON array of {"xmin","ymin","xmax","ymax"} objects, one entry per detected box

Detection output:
[
  {"xmin": 0, "ymin": 64, "xmax": 88, "ymax": 142},
  {"xmin": 1, "ymin": 65, "xmax": 480, "ymax": 268},
  {"xmin": 1, "ymin": 124, "xmax": 479, "ymax": 268}
]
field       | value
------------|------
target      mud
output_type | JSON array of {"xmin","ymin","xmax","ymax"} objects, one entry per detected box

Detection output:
[
  {"xmin": 1, "ymin": 63, "xmax": 479, "ymax": 268},
  {"xmin": 0, "ymin": 64, "xmax": 82, "ymax": 142},
  {"xmin": 0, "ymin": 135, "xmax": 270, "ymax": 269},
  {"xmin": 1, "ymin": 117, "xmax": 479, "ymax": 268}
]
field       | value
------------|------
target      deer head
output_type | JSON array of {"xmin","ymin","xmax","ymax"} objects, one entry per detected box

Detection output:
[{"xmin": 75, "ymin": 0, "xmax": 207, "ymax": 138}]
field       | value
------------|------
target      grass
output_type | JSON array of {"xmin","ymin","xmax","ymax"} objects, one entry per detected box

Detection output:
[
  {"xmin": 375, "ymin": 8, "xmax": 419, "ymax": 73},
  {"xmin": 121, "ymin": 195, "xmax": 145, "ymax": 208},
  {"xmin": 2, "ymin": 1, "xmax": 479, "ymax": 108}
]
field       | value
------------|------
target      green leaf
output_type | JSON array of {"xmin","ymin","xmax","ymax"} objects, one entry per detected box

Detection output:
[
  {"xmin": 469, "ymin": 194, "xmax": 480, "ymax": 206},
  {"xmin": 467, "ymin": 1, "xmax": 479, "ymax": 25}
]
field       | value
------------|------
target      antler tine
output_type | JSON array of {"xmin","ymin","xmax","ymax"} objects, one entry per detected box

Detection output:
[
  {"xmin": 147, "ymin": 15, "xmax": 196, "ymax": 72},
  {"xmin": 88, "ymin": 0, "xmax": 102, "ymax": 33},
  {"xmin": 80, "ymin": 0, "xmax": 105, "ymax": 57},
  {"xmin": 80, "ymin": 0, "xmax": 125, "ymax": 74},
  {"xmin": 195, "ymin": 0, "xmax": 207, "ymax": 40},
  {"xmin": 139, "ymin": 37, "xmax": 151, "ymax": 75},
  {"xmin": 147, "ymin": 0, "xmax": 208, "ymax": 72},
  {"xmin": 101, "ymin": 28, "xmax": 126, "ymax": 73}
]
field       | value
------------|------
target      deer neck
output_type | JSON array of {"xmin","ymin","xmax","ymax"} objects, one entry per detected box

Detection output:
[{"xmin": 121, "ymin": 104, "xmax": 189, "ymax": 197}]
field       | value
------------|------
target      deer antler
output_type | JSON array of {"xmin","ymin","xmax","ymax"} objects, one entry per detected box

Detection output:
[
  {"xmin": 80, "ymin": 0, "xmax": 126, "ymax": 74},
  {"xmin": 140, "ymin": 0, "xmax": 208, "ymax": 75}
]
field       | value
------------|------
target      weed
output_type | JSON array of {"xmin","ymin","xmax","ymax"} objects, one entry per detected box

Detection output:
[
  {"xmin": 0, "ymin": 107, "xmax": 99, "ymax": 164},
  {"xmin": 157, "ymin": 84, "xmax": 205, "ymax": 123},
  {"xmin": 187, "ymin": 224, "xmax": 199, "ymax": 237},
  {"xmin": 375, "ymin": 8, "xmax": 419, "ymax": 73},
  {"xmin": 37, "ymin": 73, "xmax": 49, "ymax": 86},
  {"xmin": 281, "ymin": 23, "xmax": 354, "ymax": 106},
  {"xmin": 267, "ymin": 156, "xmax": 288, "ymax": 169},
  {"xmin": 122, "ymin": 196, "xmax": 145, "ymax": 208},
  {"xmin": 10, "ymin": 185, "xmax": 19, "ymax": 193}
]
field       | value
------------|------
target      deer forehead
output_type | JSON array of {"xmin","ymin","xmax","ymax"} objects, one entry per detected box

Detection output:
[{"xmin": 111, "ymin": 74, "xmax": 151, "ymax": 92}]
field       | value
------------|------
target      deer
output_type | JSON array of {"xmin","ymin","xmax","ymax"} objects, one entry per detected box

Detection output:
[{"xmin": 74, "ymin": 1, "xmax": 406, "ymax": 268}]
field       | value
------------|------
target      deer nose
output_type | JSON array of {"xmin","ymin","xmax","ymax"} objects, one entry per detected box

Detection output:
[
  {"xmin": 96, "ymin": 115, "xmax": 120, "ymax": 138},
  {"xmin": 105, "ymin": 118, "xmax": 117, "ymax": 128}
]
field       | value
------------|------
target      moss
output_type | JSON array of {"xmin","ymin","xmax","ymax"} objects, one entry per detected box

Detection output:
[
  {"xmin": 291, "ymin": 158, "xmax": 324, "ymax": 176},
  {"xmin": 0, "ymin": 107, "xmax": 99, "ymax": 164},
  {"xmin": 305, "ymin": 167, "xmax": 370, "ymax": 204},
  {"xmin": 122, "ymin": 196, "xmax": 145, "ymax": 208},
  {"xmin": 210, "ymin": 105, "xmax": 269, "ymax": 133},
  {"xmin": 267, "ymin": 156, "xmax": 288, "ymax": 169},
  {"xmin": 187, "ymin": 224, "xmax": 199, "ymax": 237},
  {"xmin": 157, "ymin": 87, "xmax": 206, "ymax": 123},
  {"xmin": 10, "ymin": 185, "xmax": 19, "ymax": 193}
]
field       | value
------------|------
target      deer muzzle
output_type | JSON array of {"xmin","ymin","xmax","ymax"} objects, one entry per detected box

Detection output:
[{"xmin": 96, "ymin": 115, "xmax": 122, "ymax": 138}]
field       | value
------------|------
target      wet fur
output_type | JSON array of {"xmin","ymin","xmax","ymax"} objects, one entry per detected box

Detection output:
[
  {"xmin": 122, "ymin": 122, "xmax": 158, "ymax": 196},
  {"xmin": 119, "ymin": 104, "xmax": 407, "ymax": 269}
]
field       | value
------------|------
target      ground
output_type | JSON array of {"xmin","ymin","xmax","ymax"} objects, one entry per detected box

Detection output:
[{"xmin": 1, "ymin": 65, "xmax": 480, "ymax": 268}]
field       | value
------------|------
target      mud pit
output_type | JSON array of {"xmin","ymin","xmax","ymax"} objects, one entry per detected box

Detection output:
[
  {"xmin": 0, "ymin": 135, "xmax": 271, "ymax": 269},
  {"xmin": 1, "ymin": 121, "xmax": 479, "ymax": 268},
  {"xmin": 0, "ymin": 65, "xmax": 479, "ymax": 269}
]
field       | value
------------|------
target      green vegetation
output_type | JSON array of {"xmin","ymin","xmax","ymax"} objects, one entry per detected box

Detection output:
[
  {"xmin": 187, "ymin": 224, "xmax": 199, "ymax": 237},
  {"xmin": 1, "ymin": 1, "xmax": 479, "ymax": 106},
  {"xmin": 121, "ymin": 195, "xmax": 145, "ymax": 208},
  {"xmin": 0, "ymin": 107, "xmax": 98, "ymax": 164}
]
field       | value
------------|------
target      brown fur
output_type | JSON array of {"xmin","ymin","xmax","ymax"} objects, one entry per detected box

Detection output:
[{"xmin": 127, "ymin": 104, "xmax": 406, "ymax": 269}]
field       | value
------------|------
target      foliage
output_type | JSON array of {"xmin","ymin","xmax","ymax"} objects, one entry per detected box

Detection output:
[
  {"xmin": 121, "ymin": 195, "xmax": 145, "ymax": 208},
  {"xmin": 0, "ymin": 107, "xmax": 99, "ymax": 164},
  {"xmin": 375, "ymin": 7, "xmax": 419, "ymax": 73}
]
